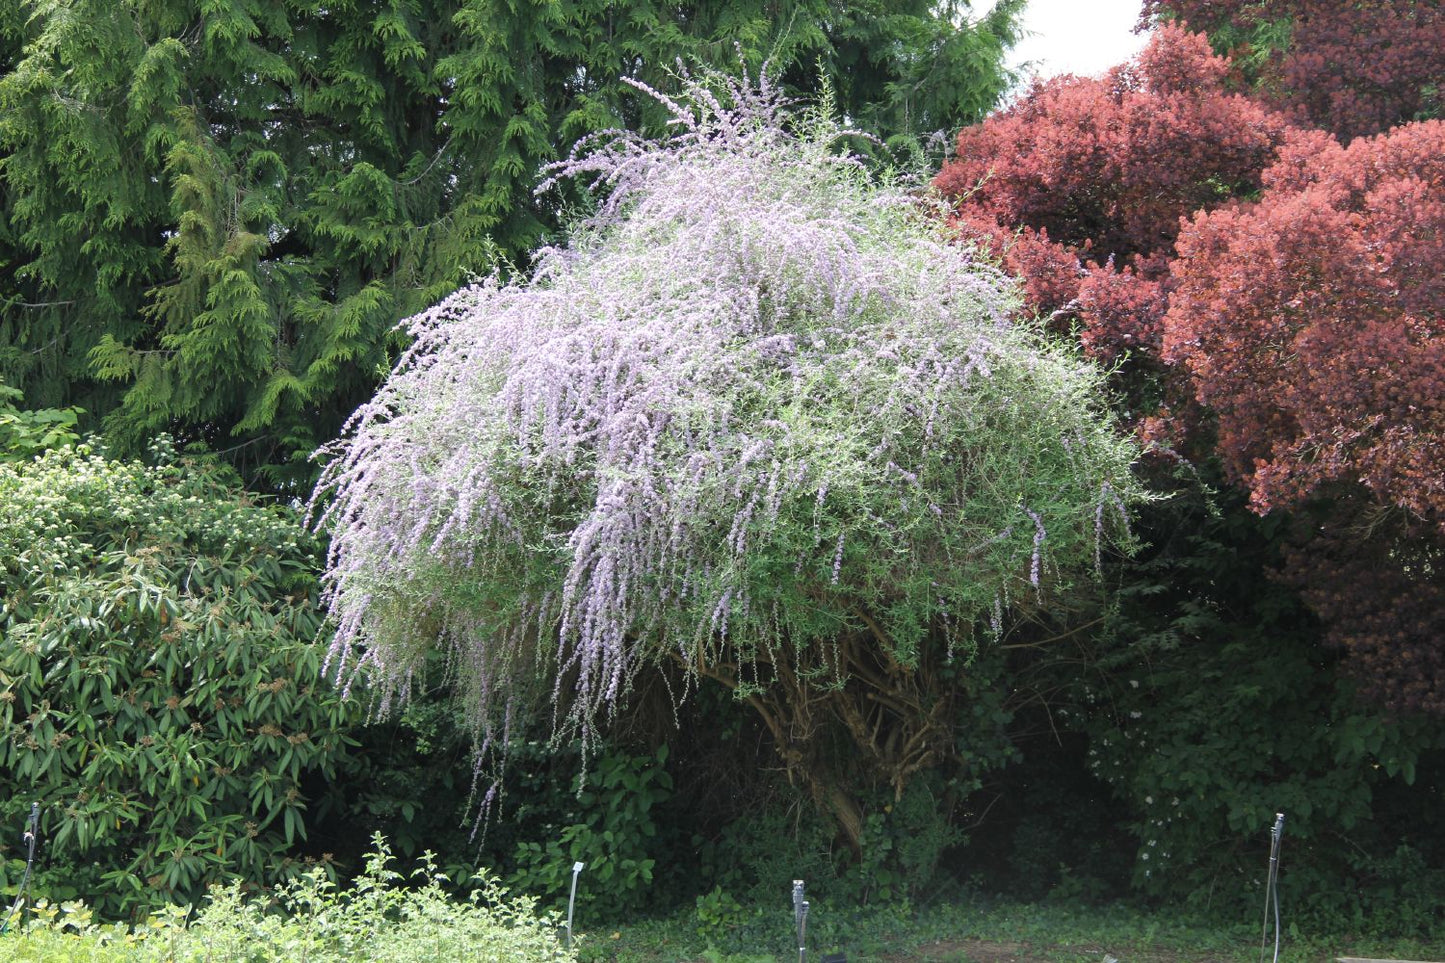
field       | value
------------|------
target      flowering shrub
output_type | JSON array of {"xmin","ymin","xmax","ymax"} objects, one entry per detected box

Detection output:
[{"xmin": 313, "ymin": 73, "xmax": 1142, "ymax": 844}]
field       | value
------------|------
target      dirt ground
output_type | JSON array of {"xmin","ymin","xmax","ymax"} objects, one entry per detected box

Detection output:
[{"xmin": 880, "ymin": 937, "xmax": 1237, "ymax": 962}]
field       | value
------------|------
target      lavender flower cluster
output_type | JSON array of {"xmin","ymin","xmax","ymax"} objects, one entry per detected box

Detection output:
[{"xmin": 312, "ymin": 71, "xmax": 1141, "ymax": 753}]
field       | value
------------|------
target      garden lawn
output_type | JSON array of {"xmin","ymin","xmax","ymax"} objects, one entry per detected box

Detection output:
[{"xmin": 579, "ymin": 898, "xmax": 1445, "ymax": 963}]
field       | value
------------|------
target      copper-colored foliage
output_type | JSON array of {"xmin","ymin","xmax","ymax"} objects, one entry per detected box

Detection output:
[
  {"xmin": 1287, "ymin": 516, "xmax": 1445, "ymax": 715},
  {"xmin": 935, "ymin": 25, "xmax": 1289, "ymax": 361},
  {"xmin": 1145, "ymin": 0, "xmax": 1444, "ymax": 141},
  {"xmin": 1164, "ymin": 119, "xmax": 1445, "ymax": 709},
  {"xmin": 936, "ymin": 19, "xmax": 1444, "ymax": 713},
  {"xmin": 1165, "ymin": 120, "xmax": 1445, "ymax": 532}
]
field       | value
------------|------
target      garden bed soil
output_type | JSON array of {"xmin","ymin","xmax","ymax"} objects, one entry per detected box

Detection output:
[{"xmin": 886, "ymin": 939, "xmax": 1233, "ymax": 962}]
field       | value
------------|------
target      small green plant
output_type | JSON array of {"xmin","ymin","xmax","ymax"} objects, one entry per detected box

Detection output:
[
  {"xmin": 5, "ymin": 835, "xmax": 576, "ymax": 962},
  {"xmin": 849, "ymin": 772, "xmax": 966, "ymax": 906},
  {"xmin": 0, "ymin": 383, "xmax": 81, "ymax": 461},
  {"xmin": 694, "ymin": 885, "xmax": 746, "ymax": 941},
  {"xmin": 698, "ymin": 950, "xmax": 776, "ymax": 963},
  {"xmin": 510, "ymin": 745, "xmax": 673, "ymax": 920}
]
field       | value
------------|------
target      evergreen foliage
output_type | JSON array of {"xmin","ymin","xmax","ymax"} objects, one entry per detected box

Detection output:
[
  {"xmin": 314, "ymin": 73, "xmax": 1143, "ymax": 849},
  {"xmin": 0, "ymin": 441, "xmax": 359, "ymax": 919},
  {"xmin": 0, "ymin": 0, "xmax": 1022, "ymax": 485}
]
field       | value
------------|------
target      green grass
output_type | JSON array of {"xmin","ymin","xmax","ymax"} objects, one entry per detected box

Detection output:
[{"xmin": 577, "ymin": 897, "xmax": 1445, "ymax": 962}]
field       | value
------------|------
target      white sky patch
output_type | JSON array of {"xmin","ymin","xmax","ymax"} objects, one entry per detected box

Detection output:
[{"xmin": 996, "ymin": 0, "xmax": 1153, "ymax": 83}]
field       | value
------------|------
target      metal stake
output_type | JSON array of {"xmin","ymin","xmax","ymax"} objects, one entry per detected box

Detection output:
[
  {"xmin": 565, "ymin": 861, "xmax": 584, "ymax": 950},
  {"xmin": 1259, "ymin": 812, "xmax": 1285, "ymax": 963},
  {"xmin": 2, "ymin": 803, "xmax": 39, "ymax": 934},
  {"xmin": 793, "ymin": 879, "xmax": 808, "ymax": 963}
]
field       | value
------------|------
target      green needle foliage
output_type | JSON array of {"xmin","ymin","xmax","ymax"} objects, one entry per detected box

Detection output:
[
  {"xmin": 0, "ymin": 440, "xmax": 360, "ymax": 919},
  {"xmin": 0, "ymin": 0, "xmax": 1023, "ymax": 487}
]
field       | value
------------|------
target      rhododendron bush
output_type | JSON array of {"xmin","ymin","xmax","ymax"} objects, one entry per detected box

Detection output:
[{"xmin": 312, "ymin": 75, "xmax": 1142, "ymax": 843}]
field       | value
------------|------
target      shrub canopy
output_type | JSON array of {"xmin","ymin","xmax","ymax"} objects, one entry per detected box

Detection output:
[
  {"xmin": 0, "ymin": 442, "xmax": 356, "ymax": 918},
  {"xmin": 936, "ymin": 22, "xmax": 1445, "ymax": 717},
  {"xmin": 1144, "ymin": 0, "xmax": 1443, "ymax": 141},
  {"xmin": 314, "ymin": 74, "xmax": 1142, "ymax": 812}
]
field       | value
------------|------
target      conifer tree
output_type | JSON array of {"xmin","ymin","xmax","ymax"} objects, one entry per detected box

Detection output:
[{"xmin": 0, "ymin": 0, "xmax": 1022, "ymax": 485}]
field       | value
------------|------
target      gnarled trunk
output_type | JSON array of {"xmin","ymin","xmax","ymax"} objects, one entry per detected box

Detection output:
[{"xmin": 680, "ymin": 622, "xmax": 959, "ymax": 854}]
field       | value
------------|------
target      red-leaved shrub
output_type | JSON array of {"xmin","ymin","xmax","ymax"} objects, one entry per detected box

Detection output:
[
  {"xmin": 1144, "ymin": 0, "xmax": 1444, "ymax": 142},
  {"xmin": 1164, "ymin": 120, "xmax": 1445, "ymax": 530},
  {"xmin": 936, "ymin": 25, "xmax": 1290, "ymax": 361}
]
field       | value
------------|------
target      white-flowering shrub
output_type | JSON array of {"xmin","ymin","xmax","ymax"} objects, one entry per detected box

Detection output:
[{"xmin": 312, "ymin": 72, "xmax": 1142, "ymax": 794}]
